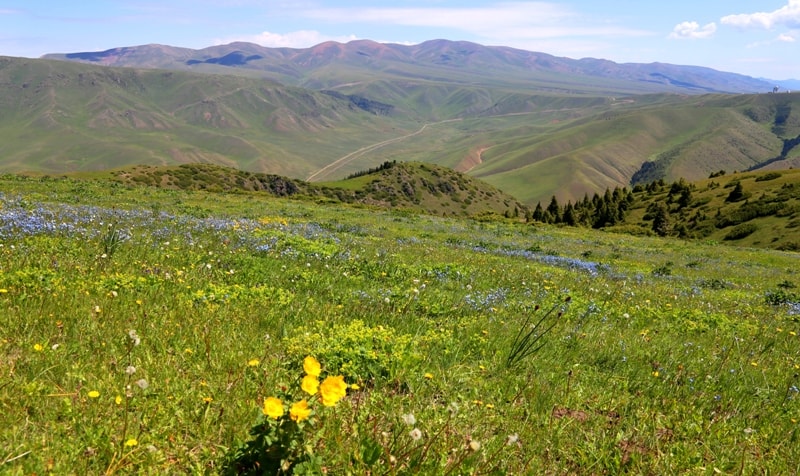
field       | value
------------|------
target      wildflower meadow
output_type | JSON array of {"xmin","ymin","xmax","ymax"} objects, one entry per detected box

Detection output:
[{"xmin": 1, "ymin": 174, "xmax": 800, "ymax": 474}]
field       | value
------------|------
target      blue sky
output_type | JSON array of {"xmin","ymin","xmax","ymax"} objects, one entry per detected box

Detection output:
[{"xmin": 2, "ymin": 1, "xmax": 799, "ymax": 80}]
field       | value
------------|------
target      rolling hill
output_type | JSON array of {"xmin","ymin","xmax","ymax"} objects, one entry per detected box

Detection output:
[
  {"xmin": 74, "ymin": 161, "xmax": 528, "ymax": 218},
  {"xmin": 1, "ymin": 40, "xmax": 799, "ymax": 205}
]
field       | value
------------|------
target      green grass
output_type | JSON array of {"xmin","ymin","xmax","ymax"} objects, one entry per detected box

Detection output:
[
  {"xmin": 6, "ymin": 56, "xmax": 800, "ymax": 207},
  {"xmin": 618, "ymin": 168, "xmax": 800, "ymax": 251},
  {"xmin": 2, "ymin": 174, "xmax": 800, "ymax": 474}
]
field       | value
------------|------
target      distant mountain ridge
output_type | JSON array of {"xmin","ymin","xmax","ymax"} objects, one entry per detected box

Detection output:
[{"xmin": 43, "ymin": 39, "xmax": 779, "ymax": 95}]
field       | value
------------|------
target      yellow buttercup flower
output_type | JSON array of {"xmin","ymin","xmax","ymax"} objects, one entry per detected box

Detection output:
[
  {"xmin": 262, "ymin": 397, "xmax": 284, "ymax": 419},
  {"xmin": 88, "ymin": 390, "xmax": 100, "ymax": 399},
  {"xmin": 247, "ymin": 358, "xmax": 260, "ymax": 367},
  {"xmin": 124, "ymin": 438, "xmax": 138, "ymax": 447},
  {"xmin": 290, "ymin": 399, "xmax": 311, "ymax": 422},
  {"xmin": 303, "ymin": 356, "xmax": 321, "ymax": 377},
  {"xmin": 301, "ymin": 375, "xmax": 319, "ymax": 396},
  {"xmin": 319, "ymin": 375, "xmax": 347, "ymax": 407}
]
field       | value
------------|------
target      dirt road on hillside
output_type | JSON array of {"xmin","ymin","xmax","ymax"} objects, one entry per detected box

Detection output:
[{"xmin": 305, "ymin": 118, "xmax": 463, "ymax": 181}]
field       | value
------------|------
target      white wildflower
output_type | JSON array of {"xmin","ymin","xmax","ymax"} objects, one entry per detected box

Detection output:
[{"xmin": 401, "ymin": 413, "xmax": 416, "ymax": 426}]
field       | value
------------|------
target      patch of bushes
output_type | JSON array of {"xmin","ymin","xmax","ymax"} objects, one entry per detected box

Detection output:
[
  {"xmin": 724, "ymin": 223, "xmax": 758, "ymax": 240},
  {"xmin": 755, "ymin": 172, "xmax": 783, "ymax": 182}
]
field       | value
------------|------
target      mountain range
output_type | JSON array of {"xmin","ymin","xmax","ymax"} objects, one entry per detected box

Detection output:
[
  {"xmin": 0, "ymin": 39, "xmax": 797, "ymax": 205},
  {"xmin": 43, "ymin": 39, "xmax": 791, "ymax": 95}
]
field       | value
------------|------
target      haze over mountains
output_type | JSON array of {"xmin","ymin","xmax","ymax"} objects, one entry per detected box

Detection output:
[
  {"xmin": 42, "ymin": 40, "xmax": 789, "ymax": 95},
  {"xmin": 0, "ymin": 39, "xmax": 798, "ymax": 205}
]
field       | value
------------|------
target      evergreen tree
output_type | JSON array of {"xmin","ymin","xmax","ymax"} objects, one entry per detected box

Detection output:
[
  {"xmin": 726, "ymin": 182, "xmax": 746, "ymax": 202},
  {"xmin": 562, "ymin": 202, "xmax": 577, "ymax": 226},
  {"xmin": 651, "ymin": 203, "xmax": 670, "ymax": 236},
  {"xmin": 532, "ymin": 202, "xmax": 545, "ymax": 222},
  {"xmin": 546, "ymin": 196, "xmax": 561, "ymax": 223},
  {"xmin": 677, "ymin": 187, "xmax": 692, "ymax": 209}
]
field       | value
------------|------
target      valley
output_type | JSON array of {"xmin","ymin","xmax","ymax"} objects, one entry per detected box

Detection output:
[{"xmin": 2, "ymin": 40, "xmax": 799, "ymax": 206}]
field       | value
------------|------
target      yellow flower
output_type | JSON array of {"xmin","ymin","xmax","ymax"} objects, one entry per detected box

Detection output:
[
  {"xmin": 319, "ymin": 375, "xmax": 347, "ymax": 407},
  {"xmin": 247, "ymin": 358, "xmax": 260, "ymax": 367},
  {"xmin": 203, "ymin": 396, "xmax": 213, "ymax": 404},
  {"xmin": 424, "ymin": 372, "xmax": 434, "ymax": 380},
  {"xmin": 88, "ymin": 390, "xmax": 100, "ymax": 398},
  {"xmin": 301, "ymin": 375, "xmax": 319, "ymax": 396},
  {"xmin": 303, "ymin": 356, "xmax": 321, "ymax": 377},
  {"xmin": 262, "ymin": 397, "xmax": 284, "ymax": 419},
  {"xmin": 290, "ymin": 400, "xmax": 312, "ymax": 422},
  {"xmin": 115, "ymin": 395, "xmax": 122, "ymax": 405},
  {"xmin": 33, "ymin": 343, "xmax": 44, "ymax": 352},
  {"xmin": 124, "ymin": 438, "xmax": 138, "ymax": 447}
]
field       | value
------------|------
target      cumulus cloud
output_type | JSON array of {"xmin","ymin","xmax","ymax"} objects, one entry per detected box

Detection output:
[
  {"xmin": 779, "ymin": 33, "xmax": 797, "ymax": 42},
  {"xmin": 721, "ymin": 0, "xmax": 800, "ymax": 30},
  {"xmin": 668, "ymin": 21, "xmax": 717, "ymax": 39},
  {"xmin": 215, "ymin": 30, "xmax": 358, "ymax": 48}
]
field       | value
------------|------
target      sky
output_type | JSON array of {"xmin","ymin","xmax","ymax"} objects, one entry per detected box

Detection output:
[{"xmin": 1, "ymin": 1, "xmax": 799, "ymax": 80}]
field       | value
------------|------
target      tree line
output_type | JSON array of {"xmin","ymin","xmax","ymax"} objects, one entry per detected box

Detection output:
[{"xmin": 527, "ymin": 186, "xmax": 635, "ymax": 228}]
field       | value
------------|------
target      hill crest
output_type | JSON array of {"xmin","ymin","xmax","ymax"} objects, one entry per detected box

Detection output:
[
  {"xmin": 43, "ymin": 39, "xmax": 777, "ymax": 95},
  {"xmin": 99, "ymin": 161, "xmax": 528, "ymax": 219}
]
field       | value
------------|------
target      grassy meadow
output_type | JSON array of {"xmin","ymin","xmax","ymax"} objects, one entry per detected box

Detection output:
[{"xmin": 2, "ymin": 174, "xmax": 800, "ymax": 474}]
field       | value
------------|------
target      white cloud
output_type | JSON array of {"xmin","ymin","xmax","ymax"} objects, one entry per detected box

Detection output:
[
  {"xmin": 778, "ymin": 33, "xmax": 797, "ymax": 42},
  {"xmin": 215, "ymin": 30, "xmax": 358, "ymax": 48},
  {"xmin": 668, "ymin": 21, "xmax": 717, "ymax": 39},
  {"xmin": 301, "ymin": 2, "xmax": 651, "ymax": 40},
  {"xmin": 721, "ymin": 0, "xmax": 800, "ymax": 30}
]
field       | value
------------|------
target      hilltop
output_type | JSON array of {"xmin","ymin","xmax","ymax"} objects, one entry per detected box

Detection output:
[{"xmin": 92, "ymin": 161, "xmax": 528, "ymax": 218}]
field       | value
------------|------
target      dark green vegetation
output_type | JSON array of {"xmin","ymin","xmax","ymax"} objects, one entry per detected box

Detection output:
[
  {"xmin": 96, "ymin": 161, "xmax": 527, "ymax": 218},
  {"xmin": 620, "ymin": 169, "xmax": 800, "ymax": 251},
  {"xmin": 529, "ymin": 168, "xmax": 800, "ymax": 252},
  {"xmin": 2, "ymin": 174, "xmax": 800, "ymax": 474},
  {"xmin": 3, "ymin": 41, "xmax": 800, "ymax": 206}
]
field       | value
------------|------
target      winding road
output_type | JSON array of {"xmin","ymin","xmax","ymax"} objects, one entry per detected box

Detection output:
[
  {"xmin": 305, "ymin": 118, "xmax": 463, "ymax": 182},
  {"xmin": 305, "ymin": 106, "xmax": 587, "ymax": 182}
]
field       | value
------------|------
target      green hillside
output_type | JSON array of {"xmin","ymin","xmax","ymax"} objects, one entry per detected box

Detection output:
[
  {"xmin": 530, "ymin": 168, "xmax": 800, "ymax": 252},
  {"xmin": 2, "ymin": 55, "xmax": 800, "ymax": 207},
  {"xmin": 620, "ymin": 168, "xmax": 800, "ymax": 251},
  {"xmin": 0, "ymin": 56, "xmax": 412, "ymax": 177},
  {"xmin": 72, "ymin": 161, "xmax": 527, "ymax": 218}
]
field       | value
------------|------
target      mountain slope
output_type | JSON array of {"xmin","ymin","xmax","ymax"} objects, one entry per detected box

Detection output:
[
  {"xmin": 618, "ymin": 168, "xmax": 800, "ymax": 251},
  {"xmin": 2, "ymin": 48, "xmax": 799, "ymax": 206},
  {"xmin": 43, "ymin": 39, "xmax": 776, "ymax": 96},
  {"xmin": 0, "ymin": 56, "xmax": 408, "ymax": 176}
]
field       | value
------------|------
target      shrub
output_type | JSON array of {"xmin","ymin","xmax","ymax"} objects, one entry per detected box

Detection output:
[
  {"xmin": 724, "ymin": 223, "xmax": 758, "ymax": 240},
  {"xmin": 284, "ymin": 320, "xmax": 419, "ymax": 384},
  {"xmin": 755, "ymin": 172, "xmax": 782, "ymax": 182}
]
